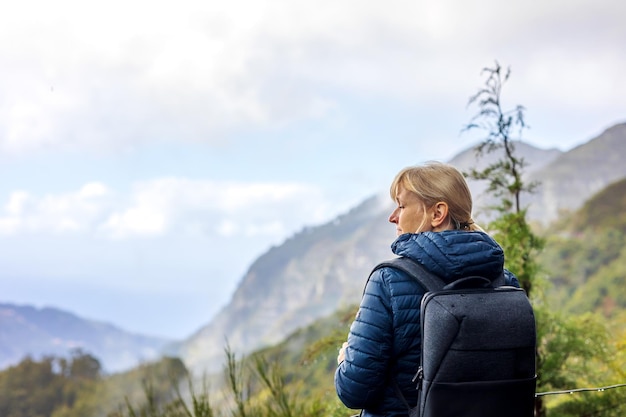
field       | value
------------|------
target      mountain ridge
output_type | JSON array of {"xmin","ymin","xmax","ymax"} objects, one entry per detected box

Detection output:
[
  {"xmin": 523, "ymin": 122, "xmax": 626, "ymax": 222},
  {"xmin": 0, "ymin": 302, "xmax": 174, "ymax": 373}
]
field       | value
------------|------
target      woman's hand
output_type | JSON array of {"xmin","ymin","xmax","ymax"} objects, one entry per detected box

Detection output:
[{"xmin": 337, "ymin": 341, "xmax": 349, "ymax": 364}]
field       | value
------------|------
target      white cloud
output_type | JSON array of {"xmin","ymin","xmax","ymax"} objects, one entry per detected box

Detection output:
[
  {"xmin": 100, "ymin": 177, "xmax": 332, "ymax": 240},
  {"xmin": 0, "ymin": 217, "xmax": 20, "ymax": 235},
  {"xmin": 0, "ymin": 183, "xmax": 111, "ymax": 235},
  {"xmin": 5, "ymin": 191, "xmax": 31, "ymax": 216},
  {"xmin": 1, "ymin": 0, "xmax": 624, "ymax": 154},
  {"xmin": 101, "ymin": 207, "xmax": 167, "ymax": 239},
  {"xmin": 216, "ymin": 219, "xmax": 238, "ymax": 238},
  {"xmin": 79, "ymin": 182, "xmax": 109, "ymax": 199},
  {"xmin": 0, "ymin": 177, "xmax": 340, "ymax": 242}
]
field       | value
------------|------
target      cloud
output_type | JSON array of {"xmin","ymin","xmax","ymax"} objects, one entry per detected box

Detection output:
[
  {"xmin": 0, "ymin": 183, "xmax": 111, "ymax": 235},
  {"xmin": 1, "ymin": 0, "xmax": 624, "ymax": 154},
  {"xmin": 0, "ymin": 178, "xmax": 339, "ymax": 242},
  {"xmin": 100, "ymin": 178, "xmax": 332, "ymax": 240}
]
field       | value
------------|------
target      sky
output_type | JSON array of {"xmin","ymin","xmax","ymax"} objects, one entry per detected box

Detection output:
[{"xmin": 1, "ymin": 0, "xmax": 625, "ymax": 339}]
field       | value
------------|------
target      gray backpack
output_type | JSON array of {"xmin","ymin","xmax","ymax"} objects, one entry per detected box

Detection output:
[{"xmin": 372, "ymin": 257, "xmax": 536, "ymax": 417}]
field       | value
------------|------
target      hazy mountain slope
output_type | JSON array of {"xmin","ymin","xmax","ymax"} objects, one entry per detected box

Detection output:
[
  {"xmin": 448, "ymin": 140, "xmax": 563, "ymax": 176},
  {"xmin": 179, "ymin": 195, "xmax": 395, "ymax": 373},
  {"xmin": 523, "ymin": 122, "xmax": 626, "ymax": 222},
  {"xmin": 568, "ymin": 177, "xmax": 626, "ymax": 233},
  {"xmin": 0, "ymin": 303, "xmax": 173, "ymax": 372}
]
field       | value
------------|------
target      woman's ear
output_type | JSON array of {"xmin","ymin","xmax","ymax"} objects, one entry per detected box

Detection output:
[{"xmin": 430, "ymin": 202, "xmax": 449, "ymax": 229}]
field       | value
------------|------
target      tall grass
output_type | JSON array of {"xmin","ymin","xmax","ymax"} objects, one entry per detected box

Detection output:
[{"xmin": 116, "ymin": 347, "xmax": 351, "ymax": 417}]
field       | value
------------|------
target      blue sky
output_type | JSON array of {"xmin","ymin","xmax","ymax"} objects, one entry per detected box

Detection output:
[{"xmin": 1, "ymin": 0, "xmax": 625, "ymax": 339}]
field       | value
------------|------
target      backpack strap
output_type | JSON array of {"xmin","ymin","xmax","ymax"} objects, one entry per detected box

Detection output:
[
  {"xmin": 493, "ymin": 271, "xmax": 507, "ymax": 287},
  {"xmin": 370, "ymin": 257, "xmax": 445, "ymax": 292},
  {"xmin": 371, "ymin": 257, "xmax": 508, "ymax": 292},
  {"xmin": 369, "ymin": 257, "xmax": 444, "ymax": 411}
]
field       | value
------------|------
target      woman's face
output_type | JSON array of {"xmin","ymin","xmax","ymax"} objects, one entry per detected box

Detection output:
[{"xmin": 388, "ymin": 185, "xmax": 432, "ymax": 235}]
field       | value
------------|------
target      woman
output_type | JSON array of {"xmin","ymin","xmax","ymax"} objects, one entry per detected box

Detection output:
[{"xmin": 334, "ymin": 161, "xmax": 518, "ymax": 416}]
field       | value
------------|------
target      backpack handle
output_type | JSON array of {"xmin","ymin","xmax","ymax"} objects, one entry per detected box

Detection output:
[{"xmin": 443, "ymin": 276, "xmax": 492, "ymax": 290}]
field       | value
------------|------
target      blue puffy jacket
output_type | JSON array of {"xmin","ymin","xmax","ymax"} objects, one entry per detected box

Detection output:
[{"xmin": 334, "ymin": 230, "xmax": 518, "ymax": 417}]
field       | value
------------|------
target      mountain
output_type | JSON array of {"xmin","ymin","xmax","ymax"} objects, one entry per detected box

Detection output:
[
  {"xmin": 177, "ymin": 121, "xmax": 626, "ymax": 375},
  {"xmin": 179, "ymin": 196, "xmax": 394, "ymax": 372},
  {"xmin": 523, "ymin": 122, "xmax": 626, "ymax": 222},
  {"xmin": 0, "ymin": 303, "xmax": 174, "ymax": 373}
]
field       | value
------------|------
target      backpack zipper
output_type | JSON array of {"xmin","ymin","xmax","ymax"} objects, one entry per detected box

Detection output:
[{"xmin": 413, "ymin": 366, "xmax": 424, "ymax": 389}]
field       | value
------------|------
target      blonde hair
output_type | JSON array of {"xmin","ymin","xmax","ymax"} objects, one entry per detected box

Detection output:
[{"xmin": 390, "ymin": 161, "xmax": 482, "ymax": 231}]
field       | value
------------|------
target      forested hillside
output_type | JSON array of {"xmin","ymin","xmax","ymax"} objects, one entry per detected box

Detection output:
[
  {"xmin": 0, "ymin": 351, "xmax": 188, "ymax": 417},
  {"xmin": 539, "ymin": 177, "xmax": 626, "ymax": 316}
]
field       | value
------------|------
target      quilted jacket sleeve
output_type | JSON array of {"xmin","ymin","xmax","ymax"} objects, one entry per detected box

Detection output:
[{"xmin": 335, "ymin": 268, "xmax": 394, "ymax": 409}]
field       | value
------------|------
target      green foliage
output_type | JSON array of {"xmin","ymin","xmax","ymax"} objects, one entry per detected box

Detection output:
[
  {"xmin": 537, "ymin": 310, "xmax": 626, "ymax": 417},
  {"xmin": 533, "ymin": 202, "xmax": 626, "ymax": 416},
  {"xmin": 111, "ymin": 305, "xmax": 357, "ymax": 417},
  {"xmin": 235, "ymin": 305, "xmax": 356, "ymax": 416},
  {"xmin": 537, "ymin": 310, "xmax": 610, "ymax": 389},
  {"xmin": 117, "ymin": 310, "xmax": 356, "ymax": 417},
  {"xmin": 3, "ymin": 253, "xmax": 626, "ymax": 417},
  {"xmin": 489, "ymin": 210, "xmax": 544, "ymax": 295},
  {"xmin": 0, "ymin": 304, "xmax": 357, "ymax": 417},
  {"xmin": 568, "ymin": 177, "xmax": 626, "ymax": 233},
  {"xmin": 566, "ymin": 244, "xmax": 626, "ymax": 317},
  {"xmin": 0, "ymin": 350, "xmax": 101, "ymax": 417},
  {"xmin": 539, "ymin": 196, "xmax": 626, "ymax": 316},
  {"xmin": 106, "ymin": 356, "xmax": 190, "ymax": 417},
  {"xmin": 0, "ymin": 353, "xmax": 191, "ymax": 417},
  {"xmin": 117, "ymin": 293, "xmax": 621, "ymax": 417}
]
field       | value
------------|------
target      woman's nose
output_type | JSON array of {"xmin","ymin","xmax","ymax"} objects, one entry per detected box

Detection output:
[{"xmin": 388, "ymin": 209, "xmax": 398, "ymax": 224}]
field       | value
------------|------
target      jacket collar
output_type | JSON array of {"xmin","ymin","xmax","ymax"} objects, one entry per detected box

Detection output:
[{"xmin": 390, "ymin": 230, "xmax": 505, "ymax": 283}]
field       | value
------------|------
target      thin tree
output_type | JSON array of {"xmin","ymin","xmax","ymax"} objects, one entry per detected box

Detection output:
[
  {"xmin": 463, "ymin": 61, "xmax": 545, "ymax": 416},
  {"xmin": 463, "ymin": 61, "xmax": 542, "ymax": 295}
]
